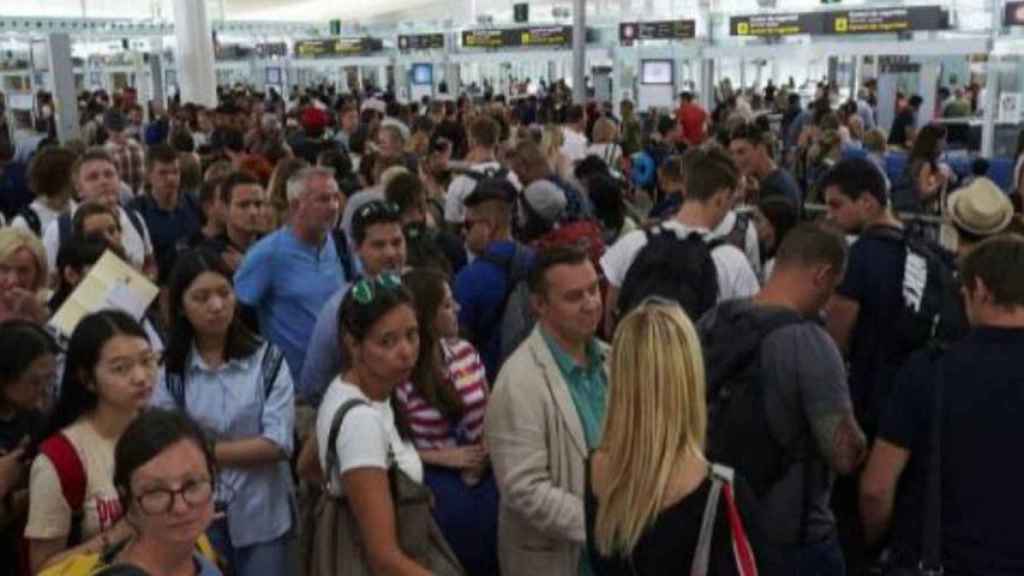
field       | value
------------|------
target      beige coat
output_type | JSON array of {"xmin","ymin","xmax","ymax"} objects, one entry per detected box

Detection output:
[{"xmin": 485, "ymin": 327, "xmax": 609, "ymax": 576}]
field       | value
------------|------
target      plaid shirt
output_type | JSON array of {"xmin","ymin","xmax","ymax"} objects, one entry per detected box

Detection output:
[{"xmin": 105, "ymin": 138, "xmax": 145, "ymax": 195}]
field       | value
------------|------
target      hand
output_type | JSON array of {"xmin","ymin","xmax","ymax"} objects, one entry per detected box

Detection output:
[
  {"xmin": 107, "ymin": 519, "xmax": 137, "ymax": 545},
  {"xmin": 0, "ymin": 445, "xmax": 27, "ymax": 498},
  {"xmin": 442, "ymin": 445, "xmax": 487, "ymax": 470}
]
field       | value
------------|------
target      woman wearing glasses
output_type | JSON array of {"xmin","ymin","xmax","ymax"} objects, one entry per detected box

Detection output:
[
  {"xmin": 151, "ymin": 249, "xmax": 296, "ymax": 576},
  {"xmin": 26, "ymin": 310, "xmax": 158, "ymax": 573},
  {"xmin": 100, "ymin": 408, "xmax": 222, "ymax": 575},
  {"xmin": 313, "ymin": 274, "xmax": 432, "ymax": 575}
]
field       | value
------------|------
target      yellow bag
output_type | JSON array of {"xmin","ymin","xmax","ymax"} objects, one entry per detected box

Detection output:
[{"xmin": 37, "ymin": 534, "xmax": 219, "ymax": 576}]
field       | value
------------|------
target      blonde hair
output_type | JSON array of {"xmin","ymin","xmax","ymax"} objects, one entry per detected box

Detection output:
[
  {"xmin": 594, "ymin": 302, "xmax": 707, "ymax": 556},
  {"xmin": 0, "ymin": 228, "xmax": 48, "ymax": 291},
  {"xmin": 592, "ymin": 117, "xmax": 618, "ymax": 145},
  {"xmin": 540, "ymin": 124, "xmax": 564, "ymax": 157}
]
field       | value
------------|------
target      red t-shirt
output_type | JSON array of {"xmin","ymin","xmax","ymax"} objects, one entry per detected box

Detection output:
[{"xmin": 678, "ymin": 103, "xmax": 708, "ymax": 146}]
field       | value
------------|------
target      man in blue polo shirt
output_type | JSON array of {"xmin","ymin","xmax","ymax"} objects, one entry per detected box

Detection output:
[
  {"xmin": 234, "ymin": 166, "xmax": 345, "ymax": 383},
  {"xmin": 454, "ymin": 178, "xmax": 533, "ymax": 377}
]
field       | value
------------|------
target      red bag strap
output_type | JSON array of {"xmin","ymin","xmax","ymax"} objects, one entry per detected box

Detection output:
[
  {"xmin": 722, "ymin": 481, "xmax": 758, "ymax": 576},
  {"xmin": 39, "ymin": 432, "xmax": 87, "ymax": 512}
]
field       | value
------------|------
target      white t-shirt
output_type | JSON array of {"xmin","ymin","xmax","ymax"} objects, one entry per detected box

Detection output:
[
  {"xmin": 600, "ymin": 219, "xmax": 760, "ymax": 303},
  {"xmin": 560, "ymin": 127, "xmax": 588, "ymax": 164},
  {"xmin": 316, "ymin": 378, "xmax": 423, "ymax": 497},
  {"xmin": 25, "ymin": 420, "xmax": 123, "ymax": 541},
  {"xmin": 42, "ymin": 205, "xmax": 153, "ymax": 271},
  {"xmin": 444, "ymin": 161, "xmax": 520, "ymax": 225},
  {"xmin": 586, "ymin": 143, "xmax": 623, "ymax": 167},
  {"xmin": 713, "ymin": 209, "xmax": 763, "ymax": 280},
  {"xmin": 10, "ymin": 199, "xmax": 73, "ymax": 237}
]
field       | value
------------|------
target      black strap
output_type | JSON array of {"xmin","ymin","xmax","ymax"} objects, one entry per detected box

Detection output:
[
  {"xmin": 166, "ymin": 343, "xmax": 283, "ymax": 410},
  {"xmin": 324, "ymin": 398, "xmax": 372, "ymax": 476},
  {"xmin": 19, "ymin": 206, "xmax": 41, "ymax": 236},
  {"xmin": 920, "ymin": 354, "xmax": 945, "ymax": 572}
]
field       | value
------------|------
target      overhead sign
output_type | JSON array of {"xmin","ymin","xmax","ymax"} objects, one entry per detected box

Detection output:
[
  {"xmin": 462, "ymin": 26, "xmax": 573, "ymax": 48},
  {"xmin": 398, "ymin": 33, "xmax": 445, "ymax": 51},
  {"xmin": 1006, "ymin": 1, "xmax": 1024, "ymax": 26},
  {"xmin": 294, "ymin": 38, "xmax": 382, "ymax": 58},
  {"xmin": 619, "ymin": 20, "xmax": 696, "ymax": 45},
  {"xmin": 823, "ymin": 6, "xmax": 948, "ymax": 35},
  {"xmin": 256, "ymin": 42, "xmax": 288, "ymax": 58},
  {"xmin": 732, "ymin": 5, "xmax": 947, "ymax": 37},
  {"xmin": 730, "ymin": 12, "xmax": 820, "ymax": 37}
]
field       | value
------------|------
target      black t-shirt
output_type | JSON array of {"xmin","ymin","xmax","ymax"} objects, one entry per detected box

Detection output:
[
  {"xmin": 834, "ymin": 227, "xmax": 908, "ymax": 437},
  {"xmin": 0, "ymin": 410, "xmax": 45, "ymax": 573},
  {"xmin": 888, "ymin": 108, "xmax": 916, "ymax": 146},
  {"xmin": 879, "ymin": 327, "xmax": 1024, "ymax": 574},
  {"xmin": 759, "ymin": 168, "xmax": 802, "ymax": 210},
  {"xmin": 585, "ymin": 467, "xmax": 769, "ymax": 576}
]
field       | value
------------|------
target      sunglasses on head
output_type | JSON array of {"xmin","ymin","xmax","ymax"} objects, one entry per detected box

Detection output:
[
  {"xmin": 351, "ymin": 273, "xmax": 402, "ymax": 305},
  {"xmin": 356, "ymin": 201, "xmax": 401, "ymax": 222}
]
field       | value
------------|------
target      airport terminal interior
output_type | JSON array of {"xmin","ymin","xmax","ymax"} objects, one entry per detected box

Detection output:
[{"xmin": 2, "ymin": 0, "xmax": 1024, "ymax": 575}]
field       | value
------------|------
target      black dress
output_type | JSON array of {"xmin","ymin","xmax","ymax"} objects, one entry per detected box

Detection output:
[{"xmin": 584, "ymin": 465, "xmax": 768, "ymax": 576}]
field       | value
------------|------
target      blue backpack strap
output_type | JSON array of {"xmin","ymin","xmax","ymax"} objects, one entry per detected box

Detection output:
[
  {"xmin": 165, "ymin": 370, "xmax": 186, "ymax": 411},
  {"xmin": 57, "ymin": 213, "xmax": 73, "ymax": 248},
  {"xmin": 123, "ymin": 207, "xmax": 146, "ymax": 242}
]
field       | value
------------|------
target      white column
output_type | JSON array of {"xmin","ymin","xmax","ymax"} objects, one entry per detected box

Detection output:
[
  {"xmin": 572, "ymin": 0, "xmax": 586, "ymax": 104},
  {"xmin": 981, "ymin": 0, "xmax": 1001, "ymax": 158},
  {"xmin": 47, "ymin": 33, "xmax": 80, "ymax": 142},
  {"xmin": 173, "ymin": 0, "xmax": 217, "ymax": 107}
]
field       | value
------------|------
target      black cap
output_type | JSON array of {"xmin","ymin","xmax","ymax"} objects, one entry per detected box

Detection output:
[{"xmin": 465, "ymin": 178, "xmax": 516, "ymax": 207}]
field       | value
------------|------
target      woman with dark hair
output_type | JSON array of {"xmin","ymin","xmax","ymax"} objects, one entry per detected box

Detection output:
[
  {"xmin": 90, "ymin": 408, "xmax": 222, "ymax": 575},
  {"xmin": 894, "ymin": 122, "xmax": 953, "ymax": 213},
  {"xmin": 396, "ymin": 269, "xmax": 498, "ymax": 575},
  {"xmin": 587, "ymin": 174, "xmax": 638, "ymax": 245},
  {"xmin": 26, "ymin": 310, "xmax": 156, "ymax": 573},
  {"xmin": 0, "ymin": 320, "xmax": 59, "ymax": 571},
  {"xmin": 311, "ymin": 274, "xmax": 433, "ymax": 575},
  {"xmin": 50, "ymin": 237, "xmax": 110, "ymax": 311},
  {"xmin": 151, "ymin": 248, "xmax": 295, "ymax": 576}
]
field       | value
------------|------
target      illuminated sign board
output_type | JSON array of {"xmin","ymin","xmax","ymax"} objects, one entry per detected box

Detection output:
[
  {"xmin": 731, "ymin": 6, "xmax": 946, "ymax": 37},
  {"xmin": 294, "ymin": 38, "xmax": 382, "ymax": 57},
  {"xmin": 619, "ymin": 20, "xmax": 696, "ymax": 45},
  {"xmin": 462, "ymin": 26, "xmax": 573, "ymax": 48},
  {"xmin": 398, "ymin": 34, "xmax": 445, "ymax": 51}
]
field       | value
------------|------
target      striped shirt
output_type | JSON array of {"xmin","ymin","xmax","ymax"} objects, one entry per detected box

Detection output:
[{"xmin": 396, "ymin": 338, "xmax": 489, "ymax": 450}]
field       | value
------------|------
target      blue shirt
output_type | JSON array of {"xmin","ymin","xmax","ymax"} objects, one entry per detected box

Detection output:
[
  {"xmin": 234, "ymin": 227, "xmax": 346, "ymax": 383},
  {"xmin": 152, "ymin": 342, "xmax": 296, "ymax": 547},
  {"xmin": 298, "ymin": 283, "xmax": 350, "ymax": 406},
  {"xmin": 129, "ymin": 193, "xmax": 201, "ymax": 277},
  {"xmin": 454, "ymin": 240, "xmax": 533, "ymax": 378}
]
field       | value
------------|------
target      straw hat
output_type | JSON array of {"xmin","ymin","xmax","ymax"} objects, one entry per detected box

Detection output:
[{"xmin": 947, "ymin": 177, "xmax": 1014, "ymax": 237}]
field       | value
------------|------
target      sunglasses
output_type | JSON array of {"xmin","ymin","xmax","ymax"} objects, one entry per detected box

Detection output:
[
  {"xmin": 351, "ymin": 273, "xmax": 402, "ymax": 305},
  {"xmin": 356, "ymin": 201, "xmax": 401, "ymax": 223}
]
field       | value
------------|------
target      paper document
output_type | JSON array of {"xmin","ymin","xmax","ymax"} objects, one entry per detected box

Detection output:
[{"xmin": 49, "ymin": 251, "xmax": 159, "ymax": 338}]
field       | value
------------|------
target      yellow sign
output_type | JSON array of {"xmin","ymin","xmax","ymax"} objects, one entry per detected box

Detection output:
[
  {"xmin": 737, "ymin": 22, "xmax": 750, "ymax": 35},
  {"xmin": 835, "ymin": 17, "xmax": 848, "ymax": 32}
]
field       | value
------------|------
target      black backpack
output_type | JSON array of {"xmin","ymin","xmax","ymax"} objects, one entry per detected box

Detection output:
[
  {"xmin": 864, "ymin": 226, "xmax": 967, "ymax": 363},
  {"xmin": 57, "ymin": 207, "xmax": 147, "ymax": 249},
  {"xmin": 700, "ymin": 303, "xmax": 806, "ymax": 498},
  {"xmin": 616, "ymin": 225, "xmax": 722, "ymax": 321},
  {"xmin": 19, "ymin": 206, "xmax": 43, "ymax": 237}
]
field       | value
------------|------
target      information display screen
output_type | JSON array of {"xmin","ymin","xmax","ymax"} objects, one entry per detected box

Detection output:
[
  {"xmin": 462, "ymin": 26, "xmax": 572, "ymax": 48},
  {"xmin": 640, "ymin": 59, "xmax": 673, "ymax": 85},
  {"xmin": 398, "ymin": 34, "xmax": 445, "ymax": 51},
  {"xmin": 411, "ymin": 63, "xmax": 433, "ymax": 85},
  {"xmin": 294, "ymin": 38, "xmax": 383, "ymax": 58},
  {"xmin": 731, "ymin": 6, "xmax": 947, "ymax": 37},
  {"xmin": 619, "ymin": 20, "xmax": 696, "ymax": 45}
]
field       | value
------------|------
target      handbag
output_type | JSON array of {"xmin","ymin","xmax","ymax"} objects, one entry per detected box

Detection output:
[
  {"xmin": 305, "ymin": 398, "xmax": 464, "ymax": 576},
  {"xmin": 882, "ymin": 354, "xmax": 945, "ymax": 576},
  {"xmin": 691, "ymin": 464, "xmax": 759, "ymax": 576}
]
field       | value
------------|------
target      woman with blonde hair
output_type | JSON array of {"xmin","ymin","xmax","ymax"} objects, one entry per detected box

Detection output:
[
  {"xmin": 540, "ymin": 124, "xmax": 574, "ymax": 182},
  {"xmin": 0, "ymin": 227, "xmax": 49, "ymax": 323},
  {"xmin": 267, "ymin": 157, "xmax": 309, "ymax": 229},
  {"xmin": 586, "ymin": 301, "xmax": 763, "ymax": 576},
  {"xmin": 587, "ymin": 117, "xmax": 623, "ymax": 168}
]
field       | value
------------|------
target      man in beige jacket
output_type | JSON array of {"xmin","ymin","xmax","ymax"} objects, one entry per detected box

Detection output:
[{"xmin": 485, "ymin": 245, "xmax": 608, "ymax": 576}]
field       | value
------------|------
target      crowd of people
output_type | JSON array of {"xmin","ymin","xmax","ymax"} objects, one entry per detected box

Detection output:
[{"xmin": 0, "ymin": 73, "xmax": 1021, "ymax": 576}]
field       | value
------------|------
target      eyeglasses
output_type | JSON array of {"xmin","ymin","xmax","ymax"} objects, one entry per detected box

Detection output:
[
  {"xmin": 351, "ymin": 273, "xmax": 402, "ymax": 305},
  {"xmin": 136, "ymin": 477, "xmax": 214, "ymax": 515}
]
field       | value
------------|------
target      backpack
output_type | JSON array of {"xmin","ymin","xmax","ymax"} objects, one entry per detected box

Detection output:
[
  {"xmin": 37, "ymin": 433, "xmax": 89, "ymax": 547},
  {"xmin": 165, "ymin": 342, "xmax": 285, "ymax": 410},
  {"xmin": 700, "ymin": 304, "xmax": 806, "ymax": 498},
  {"xmin": 476, "ymin": 244, "xmax": 533, "ymax": 368},
  {"xmin": 331, "ymin": 227, "xmax": 356, "ymax": 280},
  {"xmin": 57, "ymin": 208, "xmax": 146, "ymax": 250},
  {"xmin": 720, "ymin": 211, "xmax": 752, "ymax": 253},
  {"xmin": 616, "ymin": 225, "xmax": 722, "ymax": 322},
  {"xmin": 864, "ymin": 226, "xmax": 967, "ymax": 363}
]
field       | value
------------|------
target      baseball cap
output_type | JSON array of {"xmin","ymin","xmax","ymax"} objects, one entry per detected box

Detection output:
[
  {"xmin": 522, "ymin": 180, "xmax": 568, "ymax": 224},
  {"xmin": 465, "ymin": 178, "xmax": 516, "ymax": 207}
]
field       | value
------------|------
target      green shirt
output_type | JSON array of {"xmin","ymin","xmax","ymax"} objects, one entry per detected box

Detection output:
[{"xmin": 541, "ymin": 328, "xmax": 607, "ymax": 576}]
